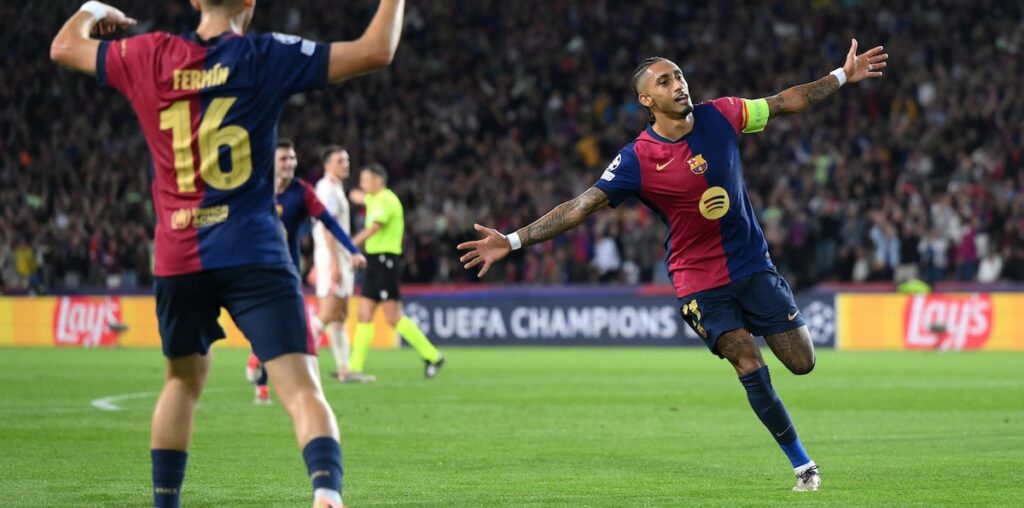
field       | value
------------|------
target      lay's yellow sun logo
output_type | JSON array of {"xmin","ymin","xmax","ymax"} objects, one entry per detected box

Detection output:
[{"xmin": 688, "ymin": 154, "xmax": 709, "ymax": 175}]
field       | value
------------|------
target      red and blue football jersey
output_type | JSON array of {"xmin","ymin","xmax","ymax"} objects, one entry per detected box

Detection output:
[
  {"xmin": 98, "ymin": 31, "xmax": 329, "ymax": 276},
  {"xmin": 276, "ymin": 178, "xmax": 326, "ymax": 271},
  {"xmin": 594, "ymin": 97, "xmax": 773, "ymax": 297}
]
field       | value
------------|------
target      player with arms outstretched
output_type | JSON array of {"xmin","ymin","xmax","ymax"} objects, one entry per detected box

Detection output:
[
  {"xmin": 50, "ymin": 0, "xmax": 405, "ymax": 506},
  {"xmin": 459, "ymin": 40, "xmax": 887, "ymax": 492},
  {"xmin": 246, "ymin": 139, "xmax": 368, "ymax": 403}
]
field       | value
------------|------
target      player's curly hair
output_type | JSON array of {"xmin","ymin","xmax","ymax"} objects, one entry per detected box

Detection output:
[{"xmin": 632, "ymin": 56, "xmax": 668, "ymax": 119}]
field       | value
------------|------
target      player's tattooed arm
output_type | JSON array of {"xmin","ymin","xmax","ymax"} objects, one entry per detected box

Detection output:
[
  {"xmin": 457, "ymin": 187, "xmax": 609, "ymax": 278},
  {"xmin": 764, "ymin": 76, "xmax": 840, "ymax": 116},
  {"xmin": 764, "ymin": 38, "xmax": 887, "ymax": 116},
  {"xmin": 518, "ymin": 187, "xmax": 610, "ymax": 247}
]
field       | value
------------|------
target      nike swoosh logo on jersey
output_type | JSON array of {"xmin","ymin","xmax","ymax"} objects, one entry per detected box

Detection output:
[
  {"xmin": 655, "ymin": 158, "xmax": 675, "ymax": 171},
  {"xmin": 787, "ymin": 311, "xmax": 799, "ymax": 321}
]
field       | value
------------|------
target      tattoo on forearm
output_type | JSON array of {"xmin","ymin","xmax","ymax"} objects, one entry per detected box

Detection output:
[
  {"xmin": 519, "ymin": 187, "xmax": 609, "ymax": 247},
  {"xmin": 766, "ymin": 75, "xmax": 840, "ymax": 116}
]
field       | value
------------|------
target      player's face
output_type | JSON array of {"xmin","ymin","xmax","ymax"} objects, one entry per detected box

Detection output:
[
  {"xmin": 326, "ymin": 151, "xmax": 351, "ymax": 179},
  {"xmin": 274, "ymin": 147, "xmax": 297, "ymax": 191},
  {"xmin": 639, "ymin": 60, "xmax": 693, "ymax": 119}
]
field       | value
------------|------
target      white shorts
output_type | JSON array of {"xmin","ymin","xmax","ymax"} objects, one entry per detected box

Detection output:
[{"xmin": 314, "ymin": 249, "xmax": 354, "ymax": 298}]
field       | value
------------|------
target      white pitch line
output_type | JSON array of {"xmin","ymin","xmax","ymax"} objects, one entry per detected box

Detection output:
[{"xmin": 91, "ymin": 391, "xmax": 157, "ymax": 411}]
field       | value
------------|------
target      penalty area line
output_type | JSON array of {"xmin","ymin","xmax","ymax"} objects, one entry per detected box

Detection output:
[{"xmin": 91, "ymin": 391, "xmax": 158, "ymax": 411}]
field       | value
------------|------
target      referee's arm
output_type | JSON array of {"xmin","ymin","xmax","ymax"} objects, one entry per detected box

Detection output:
[{"xmin": 353, "ymin": 222, "xmax": 382, "ymax": 249}]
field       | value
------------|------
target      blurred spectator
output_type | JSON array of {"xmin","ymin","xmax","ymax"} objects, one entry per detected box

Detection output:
[{"xmin": 1, "ymin": 0, "xmax": 1022, "ymax": 292}]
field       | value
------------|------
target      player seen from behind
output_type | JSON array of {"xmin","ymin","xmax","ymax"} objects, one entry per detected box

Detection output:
[{"xmin": 50, "ymin": 0, "xmax": 405, "ymax": 506}]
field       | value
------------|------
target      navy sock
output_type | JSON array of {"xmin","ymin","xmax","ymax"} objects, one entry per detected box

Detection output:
[
  {"xmin": 302, "ymin": 437, "xmax": 343, "ymax": 494},
  {"xmin": 257, "ymin": 367, "xmax": 268, "ymax": 387},
  {"xmin": 739, "ymin": 366, "xmax": 811, "ymax": 468},
  {"xmin": 152, "ymin": 449, "xmax": 188, "ymax": 508}
]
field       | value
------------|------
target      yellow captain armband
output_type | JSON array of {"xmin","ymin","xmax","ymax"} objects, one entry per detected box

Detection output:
[{"xmin": 741, "ymin": 98, "xmax": 770, "ymax": 133}]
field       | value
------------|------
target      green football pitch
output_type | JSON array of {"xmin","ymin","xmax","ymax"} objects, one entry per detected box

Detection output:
[{"xmin": 1, "ymin": 347, "xmax": 1021, "ymax": 507}]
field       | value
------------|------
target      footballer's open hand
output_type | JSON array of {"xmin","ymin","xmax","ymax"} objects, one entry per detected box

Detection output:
[
  {"xmin": 843, "ymin": 38, "xmax": 888, "ymax": 84},
  {"xmin": 457, "ymin": 224, "xmax": 512, "ymax": 278}
]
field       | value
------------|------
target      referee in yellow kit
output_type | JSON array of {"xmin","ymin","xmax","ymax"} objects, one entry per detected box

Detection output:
[{"xmin": 350, "ymin": 163, "xmax": 444, "ymax": 379}]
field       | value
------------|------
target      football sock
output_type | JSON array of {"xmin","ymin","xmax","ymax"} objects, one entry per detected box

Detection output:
[
  {"xmin": 257, "ymin": 366, "xmax": 268, "ymax": 387},
  {"xmin": 303, "ymin": 437, "xmax": 343, "ymax": 499},
  {"xmin": 395, "ymin": 316, "xmax": 441, "ymax": 363},
  {"xmin": 327, "ymin": 322, "xmax": 351, "ymax": 373},
  {"xmin": 739, "ymin": 366, "xmax": 812, "ymax": 469},
  {"xmin": 349, "ymin": 323, "xmax": 374, "ymax": 373},
  {"xmin": 152, "ymin": 449, "xmax": 187, "ymax": 508},
  {"xmin": 246, "ymin": 352, "xmax": 260, "ymax": 371}
]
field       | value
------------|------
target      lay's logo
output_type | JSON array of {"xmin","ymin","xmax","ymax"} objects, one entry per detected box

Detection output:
[{"xmin": 688, "ymin": 154, "xmax": 709, "ymax": 175}]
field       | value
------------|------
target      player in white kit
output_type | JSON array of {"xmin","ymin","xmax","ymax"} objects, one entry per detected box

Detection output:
[{"xmin": 312, "ymin": 146, "xmax": 375, "ymax": 383}]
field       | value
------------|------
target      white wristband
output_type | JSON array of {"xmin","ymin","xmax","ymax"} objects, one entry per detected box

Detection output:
[
  {"xmin": 830, "ymin": 67, "xmax": 847, "ymax": 87},
  {"xmin": 506, "ymin": 232, "xmax": 522, "ymax": 251},
  {"xmin": 80, "ymin": 1, "xmax": 110, "ymax": 21}
]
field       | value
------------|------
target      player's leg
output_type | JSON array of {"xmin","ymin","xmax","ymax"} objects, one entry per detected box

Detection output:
[
  {"xmin": 385, "ymin": 299, "xmax": 444, "ymax": 378},
  {"xmin": 681, "ymin": 287, "xmax": 818, "ymax": 491},
  {"xmin": 716, "ymin": 330, "xmax": 819, "ymax": 491},
  {"xmin": 763, "ymin": 326, "xmax": 815, "ymax": 375},
  {"xmin": 319, "ymin": 294, "xmax": 350, "ymax": 378},
  {"xmin": 151, "ymin": 272, "xmax": 224, "ymax": 508},
  {"xmin": 245, "ymin": 350, "xmax": 271, "ymax": 404},
  {"xmin": 151, "ymin": 353, "xmax": 211, "ymax": 508},
  {"xmin": 220, "ymin": 265, "xmax": 345, "ymax": 505},
  {"xmin": 740, "ymin": 269, "xmax": 815, "ymax": 375},
  {"xmin": 263, "ymin": 353, "xmax": 344, "ymax": 505},
  {"xmin": 350, "ymin": 296, "xmax": 378, "ymax": 374}
]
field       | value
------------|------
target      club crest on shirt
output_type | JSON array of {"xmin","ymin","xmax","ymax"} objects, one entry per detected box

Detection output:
[
  {"xmin": 276, "ymin": 204, "xmax": 284, "ymax": 216},
  {"xmin": 688, "ymin": 154, "xmax": 709, "ymax": 175}
]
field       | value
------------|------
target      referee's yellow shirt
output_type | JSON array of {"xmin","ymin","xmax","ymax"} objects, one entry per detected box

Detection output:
[{"xmin": 363, "ymin": 188, "xmax": 404, "ymax": 255}]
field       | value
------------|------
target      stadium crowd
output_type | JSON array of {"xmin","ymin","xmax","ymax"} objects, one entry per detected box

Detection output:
[{"xmin": 1, "ymin": 0, "xmax": 1021, "ymax": 293}]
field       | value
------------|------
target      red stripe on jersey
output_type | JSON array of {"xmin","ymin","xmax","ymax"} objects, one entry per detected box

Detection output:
[
  {"xmin": 150, "ymin": 42, "xmax": 210, "ymax": 276},
  {"xmin": 298, "ymin": 179, "xmax": 326, "ymax": 217},
  {"xmin": 633, "ymin": 130, "xmax": 731, "ymax": 296}
]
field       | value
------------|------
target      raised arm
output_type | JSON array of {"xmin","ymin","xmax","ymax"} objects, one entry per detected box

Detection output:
[
  {"xmin": 50, "ymin": 2, "xmax": 136, "ymax": 75},
  {"xmin": 457, "ymin": 187, "xmax": 610, "ymax": 278},
  {"xmin": 765, "ymin": 38, "xmax": 887, "ymax": 116},
  {"xmin": 327, "ymin": 0, "xmax": 405, "ymax": 83}
]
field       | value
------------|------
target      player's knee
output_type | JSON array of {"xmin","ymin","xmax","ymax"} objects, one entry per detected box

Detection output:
[{"xmin": 788, "ymin": 356, "xmax": 816, "ymax": 375}]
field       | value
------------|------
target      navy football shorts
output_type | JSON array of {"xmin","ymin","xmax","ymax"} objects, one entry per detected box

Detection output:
[
  {"xmin": 154, "ymin": 264, "xmax": 315, "ymax": 361},
  {"xmin": 678, "ymin": 268, "xmax": 806, "ymax": 358}
]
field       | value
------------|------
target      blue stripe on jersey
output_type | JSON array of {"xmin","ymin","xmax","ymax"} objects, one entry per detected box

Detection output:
[
  {"xmin": 690, "ymin": 105, "xmax": 773, "ymax": 281},
  {"xmin": 195, "ymin": 34, "xmax": 291, "ymax": 271}
]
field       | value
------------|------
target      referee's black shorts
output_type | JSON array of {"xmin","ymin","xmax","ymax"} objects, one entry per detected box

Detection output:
[{"xmin": 362, "ymin": 253, "xmax": 402, "ymax": 301}]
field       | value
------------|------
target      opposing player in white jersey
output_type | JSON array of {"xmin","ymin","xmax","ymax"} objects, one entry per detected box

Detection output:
[{"xmin": 312, "ymin": 146, "xmax": 373, "ymax": 383}]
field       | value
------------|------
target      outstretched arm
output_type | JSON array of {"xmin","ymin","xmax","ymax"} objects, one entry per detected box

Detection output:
[
  {"xmin": 327, "ymin": 0, "xmax": 405, "ymax": 82},
  {"xmin": 765, "ymin": 38, "xmax": 888, "ymax": 116},
  {"xmin": 50, "ymin": 2, "xmax": 137, "ymax": 75},
  {"xmin": 457, "ymin": 187, "xmax": 610, "ymax": 278}
]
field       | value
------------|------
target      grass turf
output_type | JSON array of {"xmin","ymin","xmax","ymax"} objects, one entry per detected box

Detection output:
[{"xmin": 0, "ymin": 347, "xmax": 1022, "ymax": 507}]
